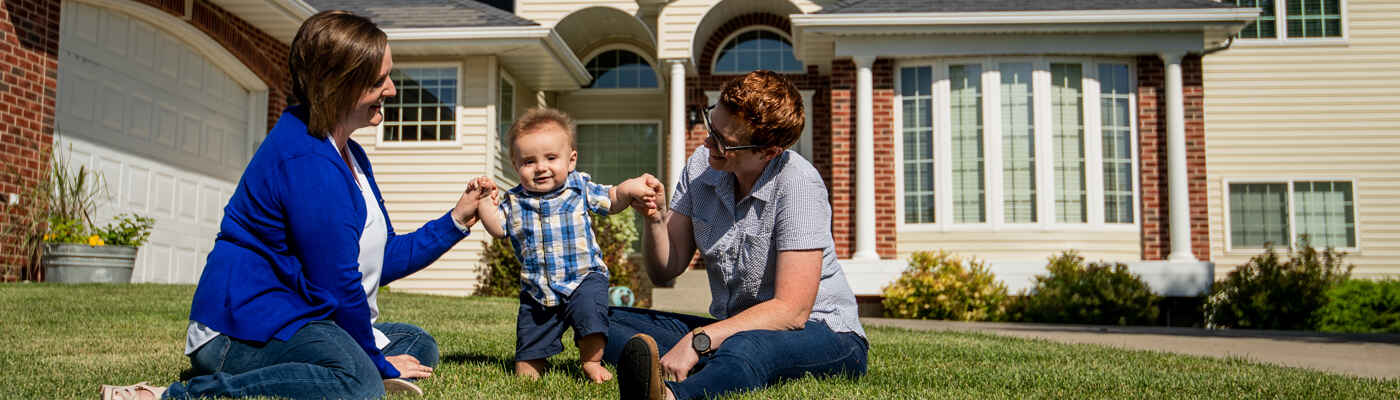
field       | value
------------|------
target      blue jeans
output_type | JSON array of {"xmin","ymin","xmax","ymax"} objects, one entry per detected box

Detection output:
[
  {"xmin": 164, "ymin": 321, "xmax": 439, "ymax": 399},
  {"xmin": 603, "ymin": 307, "xmax": 868, "ymax": 400}
]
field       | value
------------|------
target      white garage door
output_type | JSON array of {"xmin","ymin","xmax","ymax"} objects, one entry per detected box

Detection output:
[{"xmin": 56, "ymin": 2, "xmax": 258, "ymax": 283}]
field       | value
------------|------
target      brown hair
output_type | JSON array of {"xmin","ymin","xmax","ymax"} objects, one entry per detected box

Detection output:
[
  {"xmin": 289, "ymin": 10, "xmax": 388, "ymax": 138},
  {"xmin": 507, "ymin": 108, "xmax": 576, "ymax": 158},
  {"xmin": 716, "ymin": 70, "xmax": 804, "ymax": 149}
]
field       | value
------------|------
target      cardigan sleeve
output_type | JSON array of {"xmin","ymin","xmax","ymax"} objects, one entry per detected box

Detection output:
[
  {"xmin": 279, "ymin": 154, "xmax": 400, "ymax": 379},
  {"xmin": 380, "ymin": 210, "xmax": 469, "ymax": 285}
]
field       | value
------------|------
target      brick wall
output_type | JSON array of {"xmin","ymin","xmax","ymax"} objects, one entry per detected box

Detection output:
[
  {"xmin": 829, "ymin": 58, "xmax": 897, "ymax": 259},
  {"xmin": 1137, "ymin": 55, "xmax": 1210, "ymax": 261},
  {"xmin": 0, "ymin": 0, "xmax": 60, "ymax": 280},
  {"xmin": 0, "ymin": 0, "xmax": 291, "ymax": 279}
]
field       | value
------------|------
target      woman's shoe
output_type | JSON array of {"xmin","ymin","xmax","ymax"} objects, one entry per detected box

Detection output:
[
  {"xmin": 99, "ymin": 382, "xmax": 166, "ymax": 400},
  {"xmin": 618, "ymin": 333, "xmax": 665, "ymax": 400},
  {"xmin": 383, "ymin": 378, "xmax": 424, "ymax": 396}
]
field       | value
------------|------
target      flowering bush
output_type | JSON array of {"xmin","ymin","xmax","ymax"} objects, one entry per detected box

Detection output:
[
  {"xmin": 881, "ymin": 251, "xmax": 1008, "ymax": 321},
  {"xmin": 40, "ymin": 150, "xmax": 155, "ymax": 248}
]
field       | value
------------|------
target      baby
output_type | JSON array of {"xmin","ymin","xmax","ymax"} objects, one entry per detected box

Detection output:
[{"xmin": 478, "ymin": 108, "xmax": 662, "ymax": 383}]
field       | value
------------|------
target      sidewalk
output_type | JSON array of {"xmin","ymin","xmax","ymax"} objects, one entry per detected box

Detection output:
[{"xmin": 651, "ymin": 271, "xmax": 1400, "ymax": 380}]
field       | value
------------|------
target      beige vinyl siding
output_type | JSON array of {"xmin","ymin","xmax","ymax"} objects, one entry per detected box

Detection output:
[
  {"xmin": 1204, "ymin": 0, "xmax": 1400, "ymax": 279},
  {"xmin": 898, "ymin": 231, "xmax": 1142, "ymax": 264},
  {"xmin": 354, "ymin": 55, "xmax": 494, "ymax": 296},
  {"xmin": 557, "ymin": 90, "xmax": 668, "ymax": 121},
  {"xmin": 515, "ymin": 0, "xmax": 640, "ymax": 28}
]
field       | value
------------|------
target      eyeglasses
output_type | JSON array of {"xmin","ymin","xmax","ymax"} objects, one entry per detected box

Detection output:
[{"xmin": 702, "ymin": 104, "xmax": 764, "ymax": 154}]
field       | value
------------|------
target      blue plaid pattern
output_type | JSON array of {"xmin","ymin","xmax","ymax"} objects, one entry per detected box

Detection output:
[{"xmin": 499, "ymin": 171, "xmax": 612, "ymax": 307}]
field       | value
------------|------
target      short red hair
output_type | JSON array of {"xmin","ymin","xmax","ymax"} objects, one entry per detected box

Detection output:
[{"xmin": 716, "ymin": 70, "xmax": 804, "ymax": 149}]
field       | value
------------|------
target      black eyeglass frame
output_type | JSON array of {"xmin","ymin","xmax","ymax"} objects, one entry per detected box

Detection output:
[{"xmin": 702, "ymin": 104, "xmax": 765, "ymax": 154}]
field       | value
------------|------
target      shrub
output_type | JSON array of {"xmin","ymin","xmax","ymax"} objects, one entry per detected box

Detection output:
[
  {"xmin": 1313, "ymin": 279, "xmax": 1400, "ymax": 334},
  {"xmin": 881, "ymin": 251, "xmax": 1008, "ymax": 321},
  {"xmin": 1203, "ymin": 240, "xmax": 1352, "ymax": 330},
  {"xmin": 473, "ymin": 236, "xmax": 520, "ymax": 297},
  {"xmin": 474, "ymin": 208, "xmax": 650, "ymax": 307},
  {"xmin": 1010, "ymin": 251, "xmax": 1160, "ymax": 326}
]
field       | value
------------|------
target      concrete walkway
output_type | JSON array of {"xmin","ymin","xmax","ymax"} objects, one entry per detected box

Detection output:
[{"xmin": 651, "ymin": 270, "xmax": 1400, "ymax": 380}]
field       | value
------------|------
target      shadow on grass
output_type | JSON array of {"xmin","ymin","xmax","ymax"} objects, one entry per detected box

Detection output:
[{"xmin": 440, "ymin": 352, "xmax": 593, "ymax": 381}]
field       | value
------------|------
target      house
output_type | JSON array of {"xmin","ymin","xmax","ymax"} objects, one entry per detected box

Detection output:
[
  {"xmin": 1202, "ymin": 0, "xmax": 1398, "ymax": 281},
  {"xmin": 8, "ymin": 0, "xmax": 1388, "ymax": 300}
]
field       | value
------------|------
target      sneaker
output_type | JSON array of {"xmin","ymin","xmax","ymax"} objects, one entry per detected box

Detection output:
[
  {"xmin": 383, "ymin": 378, "xmax": 424, "ymax": 396},
  {"xmin": 618, "ymin": 333, "xmax": 665, "ymax": 400},
  {"xmin": 99, "ymin": 382, "xmax": 166, "ymax": 400}
]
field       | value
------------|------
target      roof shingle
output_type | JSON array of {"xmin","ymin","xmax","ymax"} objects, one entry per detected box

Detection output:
[
  {"xmin": 817, "ymin": 0, "xmax": 1239, "ymax": 14},
  {"xmin": 305, "ymin": 0, "xmax": 538, "ymax": 28}
]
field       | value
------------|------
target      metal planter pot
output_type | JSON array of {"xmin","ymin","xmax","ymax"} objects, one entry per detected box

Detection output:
[{"xmin": 42, "ymin": 243, "xmax": 137, "ymax": 284}]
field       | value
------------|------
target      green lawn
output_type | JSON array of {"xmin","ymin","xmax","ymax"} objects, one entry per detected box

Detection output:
[{"xmin": 2, "ymin": 284, "xmax": 1396, "ymax": 399}]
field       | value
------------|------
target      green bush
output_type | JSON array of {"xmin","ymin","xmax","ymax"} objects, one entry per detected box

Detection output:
[
  {"xmin": 1313, "ymin": 279, "xmax": 1400, "ymax": 334},
  {"xmin": 1010, "ymin": 251, "xmax": 1160, "ymax": 326},
  {"xmin": 474, "ymin": 208, "xmax": 649, "ymax": 307},
  {"xmin": 1203, "ymin": 240, "xmax": 1352, "ymax": 330},
  {"xmin": 881, "ymin": 251, "xmax": 1008, "ymax": 321}
]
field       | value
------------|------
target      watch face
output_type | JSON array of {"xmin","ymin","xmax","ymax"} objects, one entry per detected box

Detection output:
[{"xmin": 692, "ymin": 332, "xmax": 710, "ymax": 352}]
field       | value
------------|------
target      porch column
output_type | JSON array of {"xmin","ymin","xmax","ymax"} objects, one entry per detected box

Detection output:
[
  {"xmin": 668, "ymin": 60, "xmax": 687, "ymax": 199},
  {"xmin": 1160, "ymin": 52, "xmax": 1196, "ymax": 262},
  {"xmin": 853, "ymin": 56, "xmax": 879, "ymax": 261}
]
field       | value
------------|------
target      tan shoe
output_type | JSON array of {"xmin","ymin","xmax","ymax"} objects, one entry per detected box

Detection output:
[
  {"xmin": 618, "ymin": 334, "xmax": 665, "ymax": 400},
  {"xmin": 383, "ymin": 378, "xmax": 424, "ymax": 396},
  {"xmin": 99, "ymin": 382, "xmax": 166, "ymax": 400}
]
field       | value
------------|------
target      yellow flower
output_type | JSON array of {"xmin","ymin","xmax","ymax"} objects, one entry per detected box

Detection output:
[
  {"xmin": 87, "ymin": 235, "xmax": 105, "ymax": 247},
  {"xmin": 43, "ymin": 233, "xmax": 54, "ymax": 241}
]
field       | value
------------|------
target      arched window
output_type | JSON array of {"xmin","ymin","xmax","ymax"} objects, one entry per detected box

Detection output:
[
  {"xmin": 713, "ymin": 29, "xmax": 804, "ymax": 74},
  {"xmin": 585, "ymin": 49, "xmax": 658, "ymax": 89}
]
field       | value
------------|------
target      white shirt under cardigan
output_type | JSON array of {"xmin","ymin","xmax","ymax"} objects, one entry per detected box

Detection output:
[{"xmin": 184, "ymin": 139, "xmax": 469, "ymax": 355}]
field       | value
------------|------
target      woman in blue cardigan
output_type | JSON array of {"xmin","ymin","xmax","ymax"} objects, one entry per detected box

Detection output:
[{"xmin": 100, "ymin": 11, "xmax": 491, "ymax": 400}]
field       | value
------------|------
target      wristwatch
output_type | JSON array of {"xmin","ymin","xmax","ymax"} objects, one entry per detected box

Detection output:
[{"xmin": 690, "ymin": 328, "xmax": 713, "ymax": 355}]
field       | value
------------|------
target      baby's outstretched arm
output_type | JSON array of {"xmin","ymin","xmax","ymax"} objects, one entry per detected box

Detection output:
[
  {"xmin": 609, "ymin": 173, "xmax": 664, "ymax": 220},
  {"xmin": 474, "ymin": 178, "xmax": 507, "ymax": 238}
]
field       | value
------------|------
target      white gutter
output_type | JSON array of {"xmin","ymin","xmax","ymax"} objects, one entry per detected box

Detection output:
[
  {"xmin": 383, "ymin": 26, "xmax": 591, "ymax": 86},
  {"xmin": 790, "ymin": 8, "xmax": 1262, "ymax": 27}
]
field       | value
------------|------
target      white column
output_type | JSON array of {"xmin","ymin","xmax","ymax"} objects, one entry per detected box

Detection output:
[
  {"xmin": 1161, "ymin": 52, "xmax": 1196, "ymax": 262},
  {"xmin": 853, "ymin": 56, "xmax": 879, "ymax": 261},
  {"xmin": 668, "ymin": 60, "xmax": 687, "ymax": 199}
]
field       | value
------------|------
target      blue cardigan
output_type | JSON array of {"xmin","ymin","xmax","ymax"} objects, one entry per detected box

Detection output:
[{"xmin": 188, "ymin": 106, "xmax": 468, "ymax": 378}]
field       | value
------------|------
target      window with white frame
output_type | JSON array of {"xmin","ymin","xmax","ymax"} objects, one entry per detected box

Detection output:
[
  {"xmin": 1235, "ymin": 0, "xmax": 1343, "ymax": 39},
  {"xmin": 497, "ymin": 75, "xmax": 515, "ymax": 176},
  {"xmin": 585, "ymin": 49, "xmax": 659, "ymax": 89},
  {"xmin": 383, "ymin": 67, "xmax": 457, "ymax": 142},
  {"xmin": 1228, "ymin": 180, "xmax": 1356, "ymax": 249},
  {"xmin": 712, "ymin": 28, "xmax": 804, "ymax": 74},
  {"xmin": 897, "ymin": 59, "xmax": 1137, "ymax": 227}
]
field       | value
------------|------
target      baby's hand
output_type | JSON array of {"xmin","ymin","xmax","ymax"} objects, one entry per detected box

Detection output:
[
  {"xmin": 622, "ymin": 174, "xmax": 664, "ymax": 221},
  {"xmin": 453, "ymin": 177, "xmax": 497, "ymax": 226}
]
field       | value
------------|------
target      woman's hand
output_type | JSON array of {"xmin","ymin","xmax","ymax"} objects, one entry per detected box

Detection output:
[
  {"xmin": 660, "ymin": 334, "xmax": 700, "ymax": 382},
  {"xmin": 619, "ymin": 173, "xmax": 664, "ymax": 221},
  {"xmin": 386, "ymin": 354, "xmax": 434, "ymax": 379},
  {"xmin": 452, "ymin": 177, "xmax": 496, "ymax": 227}
]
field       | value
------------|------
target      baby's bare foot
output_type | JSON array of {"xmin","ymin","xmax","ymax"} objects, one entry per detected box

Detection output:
[
  {"xmin": 516, "ymin": 359, "xmax": 547, "ymax": 380},
  {"xmin": 582, "ymin": 361, "xmax": 613, "ymax": 383}
]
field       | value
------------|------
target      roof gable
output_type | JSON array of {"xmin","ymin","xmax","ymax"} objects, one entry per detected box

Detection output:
[{"xmin": 305, "ymin": 0, "xmax": 538, "ymax": 28}]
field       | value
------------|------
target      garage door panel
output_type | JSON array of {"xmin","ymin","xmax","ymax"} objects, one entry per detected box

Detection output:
[{"xmin": 58, "ymin": 2, "xmax": 253, "ymax": 284}]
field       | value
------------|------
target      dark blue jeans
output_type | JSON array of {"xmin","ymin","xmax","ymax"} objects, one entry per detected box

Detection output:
[
  {"xmin": 163, "ymin": 321, "xmax": 438, "ymax": 399},
  {"xmin": 603, "ymin": 307, "xmax": 868, "ymax": 400}
]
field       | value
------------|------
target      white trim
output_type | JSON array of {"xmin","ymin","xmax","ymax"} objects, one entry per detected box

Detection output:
[
  {"xmin": 384, "ymin": 26, "xmax": 591, "ymax": 87},
  {"xmin": 374, "ymin": 62, "xmax": 465, "ymax": 149},
  {"xmin": 267, "ymin": 0, "xmax": 316, "ymax": 21},
  {"xmin": 791, "ymin": 8, "xmax": 1263, "ymax": 27},
  {"xmin": 1221, "ymin": 177, "xmax": 1361, "ymax": 254},
  {"xmin": 710, "ymin": 26, "xmax": 806, "ymax": 76},
  {"xmin": 496, "ymin": 66, "xmax": 517, "ymax": 179},
  {"xmin": 579, "ymin": 43, "xmax": 664, "ymax": 91},
  {"xmin": 1233, "ymin": 0, "xmax": 1349, "ymax": 44},
  {"xmin": 893, "ymin": 57, "xmax": 1141, "ymax": 234}
]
